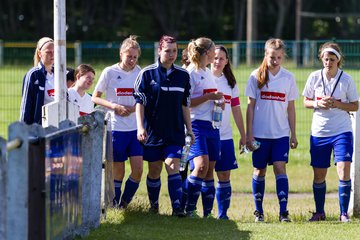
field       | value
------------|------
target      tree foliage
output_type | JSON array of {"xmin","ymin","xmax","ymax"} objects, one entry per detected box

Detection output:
[{"xmin": 1, "ymin": 0, "xmax": 360, "ymax": 41}]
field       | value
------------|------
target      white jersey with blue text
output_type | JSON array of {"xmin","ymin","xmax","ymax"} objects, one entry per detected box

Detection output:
[
  {"xmin": 187, "ymin": 64, "xmax": 218, "ymax": 122},
  {"xmin": 245, "ymin": 67, "xmax": 299, "ymax": 139},
  {"xmin": 94, "ymin": 63, "xmax": 141, "ymax": 131}
]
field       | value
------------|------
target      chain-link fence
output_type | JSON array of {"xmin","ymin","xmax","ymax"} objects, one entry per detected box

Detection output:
[{"xmin": 1, "ymin": 40, "xmax": 360, "ymax": 157}]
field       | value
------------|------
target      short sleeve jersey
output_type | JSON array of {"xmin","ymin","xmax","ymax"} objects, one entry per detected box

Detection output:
[
  {"xmin": 302, "ymin": 69, "xmax": 359, "ymax": 137},
  {"xmin": 94, "ymin": 63, "xmax": 141, "ymax": 131},
  {"xmin": 215, "ymin": 75, "xmax": 241, "ymax": 140},
  {"xmin": 68, "ymin": 88, "xmax": 94, "ymax": 116},
  {"xmin": 44, "ymin": 72, "xmax": 55, "ymax": 105},
  {"xmin": 245, "ymin": 67, "xmax": 299, "ymax": 139},
  {"xmin": 187, "ymin": 64, "xmax": 218, "ymax": 122}
]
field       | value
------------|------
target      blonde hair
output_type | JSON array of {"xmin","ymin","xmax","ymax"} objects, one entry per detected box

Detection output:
[
  {"xmin": 257, "ymin": 38, "xmax": 286, "ymax": 89},
  {"xmin": 119, "ymin": 35, "xmax": 141, "ymax": 61},
  {"xmin": 33, "ymin": 37, "xmax": 53, "ymax": 66},
  {"xmin": 318, "ymin": 42, "xmax": 344, "ymax": 68},
  {"xmin": 187, "ymin": 37, "xmax": 214, "ymax": 70}
]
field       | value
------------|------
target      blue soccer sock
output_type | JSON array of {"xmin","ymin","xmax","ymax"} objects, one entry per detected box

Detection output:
[
  {"xmin": 201, "ymin": 179, "xmax": 215, "ymax": 217},
  {"xmin": 313, "ymin": 181, "xmax": 326, "ymax": 213},
  {"xmin": 146, "ymin": 176, "xmax": 161, "ymax": 209},
  {"xmin": 168, "ymin": 173, "xmax": 183, "ymax": 210},
  {"xmin": 339, "ymin": 179, "xmax": 351, "ymax": 214},
  {"xmin": 276, "ymin": 174, "xmax": 289, "ymax": 214},
  {"xmin": 252, "ymin": 174, "xmax": 265, "ymax": 213},
  {"xmin": 185, "ymin": 175, "xmax": 203, "ymax": 213},
  {"xmin": 180, "ymin": 179, "xmax": 188, "ymax": 211},
  {"xmin": 120, "ymin": 176, "xmax": 140, "ymax": 207},
  {"xmin": 216, "ymin": 181, "xmax": 231, "ymax": 219},
  {"xmin": 113, "ymin": 179, "xmax": 123, "ymax": 206}
]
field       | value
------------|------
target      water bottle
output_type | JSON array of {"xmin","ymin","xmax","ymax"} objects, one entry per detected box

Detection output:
[
  {"xmin": 212, "ymin": 98, "xmax": 224, "ymax": 129},
  {"xmin": 180, "ymin": 135, "xmax": 192, "ymax": 171},
  {"xmin": 240, "ymin": 140, "xmax": 261, "ymax": 154}
]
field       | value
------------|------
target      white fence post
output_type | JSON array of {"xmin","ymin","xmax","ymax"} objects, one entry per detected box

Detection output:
[
  {"xmin": 154, "ymin": 42, "xmax": 159, "ymax": 63},
  {"xmin": 6, "ymin": 122, "xmax": 29, "ymax": 240},
  {"xmin": 0, "ymin": 137, "xmax": 6, "ymax": 240},
  {"xmin": 0, "ymin": 40, "xmax": 3, "ymax": 67},
  {"xmin": 74, "ymin": 41, "xmax": 82, "ymax": 67},
  {"xmin": 232, "ymin": 42, "xmax": 239, "ymax": 68},
  {"xmin": 350, "ymin": 101, "xmax": 360, "ymax": 217}
]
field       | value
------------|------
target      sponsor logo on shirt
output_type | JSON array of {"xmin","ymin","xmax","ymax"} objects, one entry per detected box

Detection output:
[
  {"xmin": 47, "ymin": 89, "xmax": 55, "ymax": 97},
  {"xmin": 80, "ymin": 111, "xmax": 88, "ymax": 116},
  {"xmin": 116, "ymin": 88, "xmax": 133, "ymax": 96},
  {"xmin": 203, "ymin": 88, "xmax": 217, "ymax": 95},
  {"xmin": 316, "ymin": 96, "xmax": 341, "ymax": 102},
  {"xmin": 260, "ymin": 91, "xmax": 285, "ymax": 102},
  {"xmin": 150, "ymin": 80, "xmax": 157, "ymax": 85}
]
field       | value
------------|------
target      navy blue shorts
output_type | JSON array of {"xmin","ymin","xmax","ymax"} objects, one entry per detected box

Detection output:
[
  {"xmin": 112, "ymin": 130, "xmax": 143, "ymax": 162},
  {"xmin": 215, "ymin": 139, "xmax": 238, "ymax": 172},
  {"xmin": 143, "ymin": 145, "xmax": 182, "ymax": 162},
  {"xmin": 310, "ymin": 131, "xmax": 353, "ymax": 168},
  {"xmin": 252, "ymin": 137, "xmax": 290, "ymax": 169}
]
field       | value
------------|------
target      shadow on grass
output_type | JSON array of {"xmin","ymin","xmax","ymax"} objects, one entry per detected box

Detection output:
[{"xmin": 82, "ymin": 206, "xmax": 251, "ymax": 240}]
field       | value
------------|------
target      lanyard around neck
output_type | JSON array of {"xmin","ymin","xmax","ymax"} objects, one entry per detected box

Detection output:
[{"xmin": 321, "ymin": 69, "xmax": 343, "ymax": 97}]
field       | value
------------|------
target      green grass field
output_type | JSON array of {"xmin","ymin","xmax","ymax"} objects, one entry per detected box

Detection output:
[{"xmin": 2, "ymin": 64, "xmax": 360, "ymax": 239}]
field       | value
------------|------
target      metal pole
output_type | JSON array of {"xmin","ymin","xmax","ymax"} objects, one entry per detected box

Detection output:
[
  {"xmin": 350, "ymin": 103, "xmax": 360, "ymax": 217},
  {"xmin": 54, "ymin": 0, "xmax": 67, "ymax": 122},
  {"xmin": 74, "ymin": 41, "xmax": 82, "ymax": 67},
  {"xmin": 246, "ymin": 0, "xmax": 256, "ymax": 66},
  {"xmin": 295, "ymin": 0, "xmax": 302, "ymax": 67}
]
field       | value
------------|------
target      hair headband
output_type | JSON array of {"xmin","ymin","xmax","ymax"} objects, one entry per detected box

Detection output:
[
  {"xmin": 321, "ymin": 47, "xmax": 341, "ymax": 60},
  {"xmin": 39, "ymin": 40, "xmax": 53, "ymax": 50}
]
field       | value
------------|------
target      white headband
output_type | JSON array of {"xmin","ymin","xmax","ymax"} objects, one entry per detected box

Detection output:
[{"xmin": 321, "ymin": 48, "xmax": 341, "ymax": 60}]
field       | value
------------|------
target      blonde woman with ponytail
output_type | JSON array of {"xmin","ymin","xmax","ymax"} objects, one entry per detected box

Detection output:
[
  {"xmin": 245, "ymin": 38, "xmax": 299, "ymax": 222},
  {"xmin": 183, "ymin": 37, "xmax": 223, "ymax": 218},
  {"xmin": 20, "ymin": 37, "xmax": 54, "ymax": 124}
]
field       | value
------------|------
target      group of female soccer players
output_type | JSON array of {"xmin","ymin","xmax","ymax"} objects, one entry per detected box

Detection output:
[{"xmin": 21, "ymin": 35, "xmax": 358, "ymax": 223}]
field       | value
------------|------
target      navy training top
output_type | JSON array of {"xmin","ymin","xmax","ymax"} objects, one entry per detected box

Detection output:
[{"xmin": 133, "ymin": 59, "xmax": 191, "ymax": 147}]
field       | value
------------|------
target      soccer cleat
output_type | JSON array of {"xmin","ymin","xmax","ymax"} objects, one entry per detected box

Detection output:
[
  {"xmin": 172, "ymin": 208, "xmax": 186, "ymax": 218},
  {"xmin": 254, "ymin": 210, "xmax": 264, "ymax": 222},
  {"xmin": 204, "ymin": 213, "xmax": 215, "ymax": 219},
  {"xmin": 339, "ymin": 213, "xmax": 350, "ymax": 223},
  {"xmin": 112, "ymin": 198, "xmax": 119, "ymax": 208},
  {"xmin": 149, "ymin": 205, "xmax": 159, "ymax": 214},
  {"xmin": 308, "ymin": 212, "xmax": 326, "ymax": 222},
  {"xmin": 119, "ymin": 200, "xmax": 128, "ymax": 209},
  {"xmin": 279, "ymin": 211, "xmax": 291, "ymax": 222},
  {"xmin": 218, "ymin": 215, "xmax": 229, "ymax": 220},
  {"xmin": 186, "ymin": 210, "xmax": 200, "ymax": 218}
]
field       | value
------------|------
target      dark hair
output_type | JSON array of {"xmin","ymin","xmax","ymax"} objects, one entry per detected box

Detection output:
[
  {"xmin": 181, "ymin": 48, "xmax": 190, "ymax": 67},
  {"xmin": 215, "ymin": 45, "xmax": 236, "ymax": 88},
  {"xmin": 75, "ymin": 64, "xmax": 95, "ymax": 79},
  {"xmin": 159, "ymin": 35, "xmax": 177, "ymax": 50},
  {"xmin": 66, "ymin": 67, "xmax": 75, "ymax": 82},
  {"xmin": 257, "ymin": 38, "xmax": 285, "ymax": 89}
]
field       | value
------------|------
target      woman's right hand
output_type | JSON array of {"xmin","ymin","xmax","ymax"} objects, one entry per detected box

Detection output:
[
  {"xmin": 246, "ymin": 135, "xmax": 256, "ymax": 151},
  {"xmin": 207, "ymin": 91, "xmax": 224, "ymax": 101},
  {"xmin": 114, "ymin": 104, "xmax": 132, "ymax": 116},
  {"xmin": 137, "ymin": 127, "xmax": 148, "ymax": 143}
]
